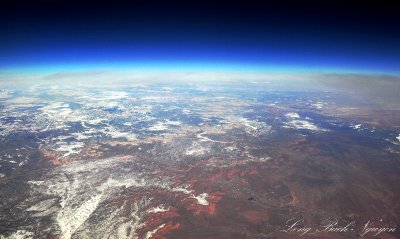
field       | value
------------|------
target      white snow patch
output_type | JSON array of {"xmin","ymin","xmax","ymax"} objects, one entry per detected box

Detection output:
[
  {"xmin": 27, "ymin": 199, "xmax": 56, "ymax": 212},
  {"xmin": 165, "ymin": 120, "xmax": 181, "ymax": 126},
  {"xmin": 145, "ymin": 223, "xmax": 166, "ymax": 239},
  {"xmin": 87, "ymin": 118, "xmax": 106, "ymax": 125},
  {"xmin": 148, "ymin": 205, "xmax": 170, "ymax": 214},
  {"xmin": 57, "ymin": 194, "xmax": 102, "ymax": 239},
  {"xmin": 148, "ymin": 120, "xmax": 182, "ymax": 131},
  {"xmin": 108, "ymin": 131, "xmax": 136, "ymax": 141},
  {"xmin": 148, "ymin": 122, "xmax": 169, "ymax": 131},
  {"xmin": 238, "ymin": 118, "xmax": 271, "ymax": 136},
  {"xmin": 6, "ymin": 230, "xmax": 34, "ymax": 239},
  {"xmin": 172, "ymin": 186, "xmax": 209, "ymax": 206},
  {"xmin": 98, "ymin": 177, "xmax": 146, "ymax": 191},
  {"xmin": 192, "ymin": 193, "xmax": 209, "ymax": 206},
  {"xmin": 240, "ymin": 118, "xmax": 257, "ymax": 130},
  {"xmin": 71, "ymin": 132, "xmax": 91, "ymax": 140},
  {"xmin": 312, "ymin": 102, "xmax": 325, "ymax": 109},
  {"xmin": 351, "ymin": 124, "xmax": 362, "ymax": 130},
  {"xmin": 18, "ymin": 160, "xmax": 27, "ymax": 167},
  {"xmin": 182, "ymin": 109, "xmax": 191, "ymax": 114},
  {"xmin": 24, "ymin": 156, "xmax": 158, "ymax": 239},
  {"xmin": 100, "ymin": 125, "xmax": 137, "ymax": 141},
  {"xmin": 28, "ymin": 180, "xmax": 44, "ymax": 186},
  {"xmin": 40, "ymin": 102, "xmax": 86, "ymax": 123},
  {"xmin": 55, "ymin": 141, "xmax": 85, "ymax": 157},
  {"xmin": 197, "ymin": 132, "xmax": 215, "ymax": 142},
  {"xmin": 0, "ymin": 91, "xmax": 10, "ymax": 99},
  {"xmin": 285, "ymin": 112, "xmax": 300, "ymax": 118},
  {"xmin": 285, "ymin": 120, "xmax": 323, "ymax": 131},
  {"xmin": 172, "ymin": 186, "xmax": 192, "ymax": 195},
  {"xmin": 185, "ymin": 142, "xmax": 207, "ymax": 156}
]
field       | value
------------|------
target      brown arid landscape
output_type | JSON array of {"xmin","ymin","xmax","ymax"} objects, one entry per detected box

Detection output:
[{"xmin": 0, "ymin": 72, "xmax": 399, "ymax": 238}]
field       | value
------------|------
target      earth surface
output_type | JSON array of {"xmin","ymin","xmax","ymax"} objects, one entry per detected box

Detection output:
[{"xmin": 0, "ymin": 73, "xmax": 399, "ymax": 238}]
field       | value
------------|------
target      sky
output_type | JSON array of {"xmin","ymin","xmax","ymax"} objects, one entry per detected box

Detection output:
[{"xmin": 1, "ymin": 1, "xmax": 400, "ymax": 74}]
